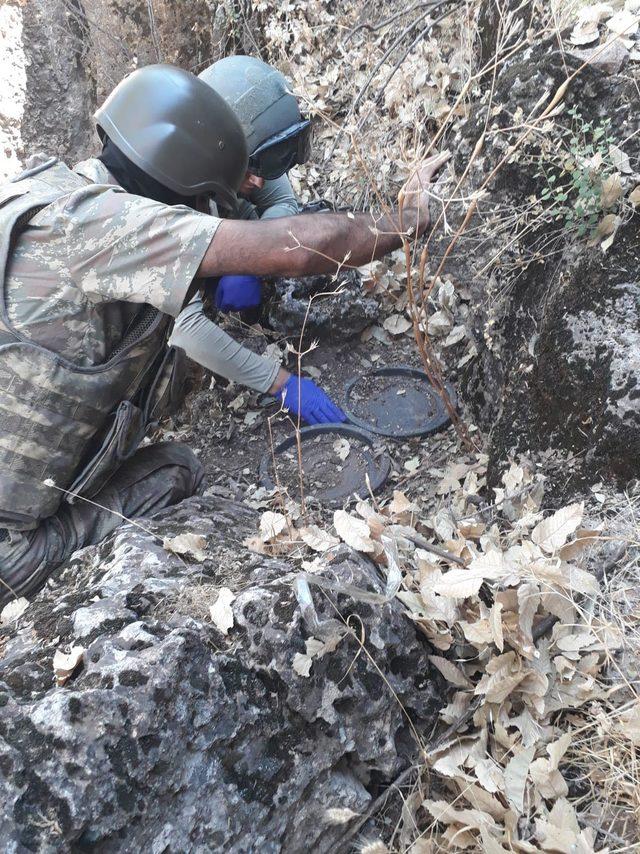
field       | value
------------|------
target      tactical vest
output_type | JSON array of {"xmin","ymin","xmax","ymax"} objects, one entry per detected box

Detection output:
[{"xmin": 0, "ymin": 159, "xmax": 182, "ymax": 530}]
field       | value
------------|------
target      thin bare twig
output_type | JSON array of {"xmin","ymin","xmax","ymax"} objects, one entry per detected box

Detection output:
[
  {"xmin": 404, "ymin": 532, "xmax": 466, "ymax": 567},
  {"xmin": 333, "ymin": 764, "xmax": 422, "ymax": 849},
  {"xmin": 344, "ymin": 2, "xmax": 425, "ymax": 43},
  {"xmin": 362, "ymin": 4, "xmax": 464, "ymax": 121},
  {"xmin": 328, "ymin": 0, "xmax": 457, "ymax": 159},
  {"xmin": 146, "ymin": 0, "xmax": 162, "ymax": 63},
  {"xmin": 351, "ymin": 7, "xmax": 434, "ymax": 115}
]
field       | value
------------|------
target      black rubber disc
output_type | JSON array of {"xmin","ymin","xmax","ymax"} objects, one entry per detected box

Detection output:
[
  {"xmin": 260, "ymin": 424, "xmax": 390, "ymax": 505},
  {"xmin": 343, "ymin": 366, "xmax": 455, "ymax": 438}
]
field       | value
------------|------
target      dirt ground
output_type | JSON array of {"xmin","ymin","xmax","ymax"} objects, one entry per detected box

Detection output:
[{"xmin": 164, "ymin": 296, "xmax": 476, "ymax": 528}]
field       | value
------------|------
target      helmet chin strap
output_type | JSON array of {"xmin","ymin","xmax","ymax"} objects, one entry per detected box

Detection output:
[{"xmin": 98, "ymin": 136, "xmax": 199, "ymax": 209}]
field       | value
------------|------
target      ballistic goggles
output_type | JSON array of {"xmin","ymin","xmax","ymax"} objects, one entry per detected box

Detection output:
[{"xmin": 248, "ymin": 119, "xmax": 312, "ymax": 180}]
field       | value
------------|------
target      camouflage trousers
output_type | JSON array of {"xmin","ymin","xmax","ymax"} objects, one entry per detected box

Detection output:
[{"xmin": 0, "ymin": 443, "xmax": 203, "ymax": 607}]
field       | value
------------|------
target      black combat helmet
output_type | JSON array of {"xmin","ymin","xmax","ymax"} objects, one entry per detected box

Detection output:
[{"xmin": 95, "ymin": 64, "xmax": 248, "ymax": 209}]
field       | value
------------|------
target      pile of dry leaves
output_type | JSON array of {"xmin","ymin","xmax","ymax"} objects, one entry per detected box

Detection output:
[{"xmin": 244, "ymin": 457, "xmax": 639, "ymax": 850}]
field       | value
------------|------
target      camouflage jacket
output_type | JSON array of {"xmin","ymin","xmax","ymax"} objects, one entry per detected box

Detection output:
[{"xmin": 0, "ymin": 158, "xmax": 218, "ymax": 529}]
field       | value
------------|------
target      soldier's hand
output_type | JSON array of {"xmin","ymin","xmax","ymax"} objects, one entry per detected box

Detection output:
[
  {"xmin": 278, "ymin": 376, "xmax": 346, "ymax": 425},
  {"xmin": 399, "ymin": 150, "xmax": 451, "ymax": 237}
]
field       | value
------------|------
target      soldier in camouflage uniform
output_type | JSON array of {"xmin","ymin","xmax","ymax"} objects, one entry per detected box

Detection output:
[
  {"xmin": 171, "ymin": 56, "xmax": 305, "ymax": 327},
  {"xmin": 0, "ymin": 63, "xmax": 447, "ymax": 606}
]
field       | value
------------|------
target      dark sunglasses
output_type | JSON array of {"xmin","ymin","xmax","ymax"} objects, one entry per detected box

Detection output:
[{"xmin": 248, "ymin": 119, "xmax": 312, "ymax": 180}]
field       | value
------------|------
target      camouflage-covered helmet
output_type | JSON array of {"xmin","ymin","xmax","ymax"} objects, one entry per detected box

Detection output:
[
  {"xmin": 199, "ymin": 56, "xmax": 311, "ymax": 180},
  {"xmin": 95, "ymin": 64, "xmax": 248, "ymax": 209}
]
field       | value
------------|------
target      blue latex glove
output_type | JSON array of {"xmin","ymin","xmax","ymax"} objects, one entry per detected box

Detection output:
[
  {"xmin": 214, "ymin": 274, "xmax": 262, "ymax": 312},
  {"xmin": 278, "ymin": 376, "xmax": 347, "ymax": 425}
]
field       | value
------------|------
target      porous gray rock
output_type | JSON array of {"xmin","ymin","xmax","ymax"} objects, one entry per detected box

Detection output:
[
  {"xmin": 0, "ymin": 491, "xmax": 441, "ymax": 852},
  {"xmin": 429, "ymin": 40, "xmax": 640, "ymax": 494},
  {"xmin": 268, "ymin": 270, "xmax": 380, "ymax": 341}
]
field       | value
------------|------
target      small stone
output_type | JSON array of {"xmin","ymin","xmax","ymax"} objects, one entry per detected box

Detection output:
[{"xmin": 268, "ymin": 270, "xmax": 379, "ymax": 340}]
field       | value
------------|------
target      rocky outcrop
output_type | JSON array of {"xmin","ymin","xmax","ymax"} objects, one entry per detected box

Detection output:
[
  {"xmin": 0, "ymin": 0, "xmax": 96, "ymax": 179},
  {"xmin": 0, "ymin": 491, "xmax": 440, "ymax": 851},
  {"xmin": 81, "ymin": 0, "xmax": 228, "ymax": 103},
  {"xmin": 493, "ymin": 223, "xmax": 640, "ymax": 485},
  {"xmin": 430, "ymin": 40, "xmax": 640, "ymax": 493},
  {"xmin": 1, "ymin": 0, "xmax": 253, "ymax": 177}
]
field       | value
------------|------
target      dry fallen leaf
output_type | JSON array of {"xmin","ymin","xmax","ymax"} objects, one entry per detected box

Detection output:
[
  {"xmin": 299, "ymin": 525, "xmax": 340, "ymax": 553},
  {"xmin": 569, "ymin": 19, "xmax": 600, "ymax": 45},
  {"xmin": 427, "ymin": 309, "xmax": 453, "ymax": 337},
  {"xmin": 209, "ymin": 587, "xmax": 235, "ymax": 635},
  {"xmin": 0, "ymin": 597, "xmax": 29, "ymax": 625},
  {"xmin": 383, "ymin": 314, "xmax": 412, "ymax": 335},
  {"xmin": 477, "ymin": 652, "xmax": 528, "ymax": 703},
  {"xmin": 517, "ymin": 582, "xmax": 540, "ymax": 653},
  {"xmin": 559, "ymin": 528, "xmax": 601, "ymax": 560},
  {"xmin": 614, "ymin": 701, "xmax": 640, "ymax": 745},
  {"xmin": 292, "ymin": 652, "xmax": 313, "ymax": 677},
  {"xmin": 591, "ymin": 212, "xmax": 622, "ymax": 252},
  {"xmin": 460, "ymin": 619, "xmax": 494, "ymax": 645},
  {"xmin": 531, "ymin": 503, "xmax": 584, "ymax": 553},
  {"xmin": 600, "ymin": 172, "xmax": 623, "ymax": 208},
  {"xmin": 333, "ymin": 509, "xmax": 376, "ymax": 553},
  {"xmin": 259, "ymin": 511, "xmax": 289, "ymax": 542},
  {"xmin": 607, "ymin": 8, "xmax": 639, "ymax": 43},
  {"xmin": 163, "ymin": 532, "xmax": 208, "ymax": 562},
  {"xmin": 503, "ymin": 745, "xmax": 536, "ymax": 812},
  {"xmin": 431, "ymin": 741, "xmax": 474, "ymax": 779},
  {"xmin": 53, "ymin": 646, "xmax": 84, "ymax": 687},
  {"xmin": 333, "ymin": 437, "xmax": 351, "ymax": 461},
  {"xmin": 243, "ymin": 410, "xmax": 260, "ymax": 427},
  {"xmin": 530, "ymin": 755, "xmax": 569, "ymax": 799},
  {"xmin": 608, "ymin": 143, "xmax": 632, "ymax": 174},
  {"xmin": 433, "ymin": 564, "xmax": 500, "ymax": 598},
  {"xmin": 489, "ymin": 601, "xmax": 504, "ymax": 652},
  {"xmin": 474, "ymin": 758, "xmax": 506, "ymax": 795},
  {"xmin": 229, "ymin": 392, "xmax": 248, "ymax": 411},
  {"xmin": 428, "ymin": 654, "xmax": 473, "ymax": 688},
  {"xmin": 388, "ymin": 490, "xmax": 418, "ymax": 517},
  {"xmin": 480, "ymin": 833, "xmax": 509, "ymax": 854},
  {"xmin": 404, "ymin": 456, "xmax": 420, "ymax": 473},
  {"xmin": 423, "ymin": 799, "xmax": 499, "ymax": 833},
  {"xmin": 535, "ymin": 561, "xmax": 600, "ymax": 596},
  {"xmin": 437, "ymin": 462, "xmax": 471, "ymax": 495}
]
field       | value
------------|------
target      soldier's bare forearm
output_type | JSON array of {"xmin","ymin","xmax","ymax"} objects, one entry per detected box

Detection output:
[{"xmin": 197, "ymin": 207, "xmax": 428, "ymax": 279}]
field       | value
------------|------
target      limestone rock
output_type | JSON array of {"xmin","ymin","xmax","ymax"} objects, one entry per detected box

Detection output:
[
  {"xmin": 0, "ymin": 493, "xmax": 441, "ymax": 851},
  {"xmin": 428, "ymin": 40, "xmax": 640, "ymax": 494},
  {"xmin": 1, "ymin": 0, "xmax": 246, "ymax": 177},
  {"xmin": 0, "ymin": 0, "xmax": 96, "ymax": 179}
]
